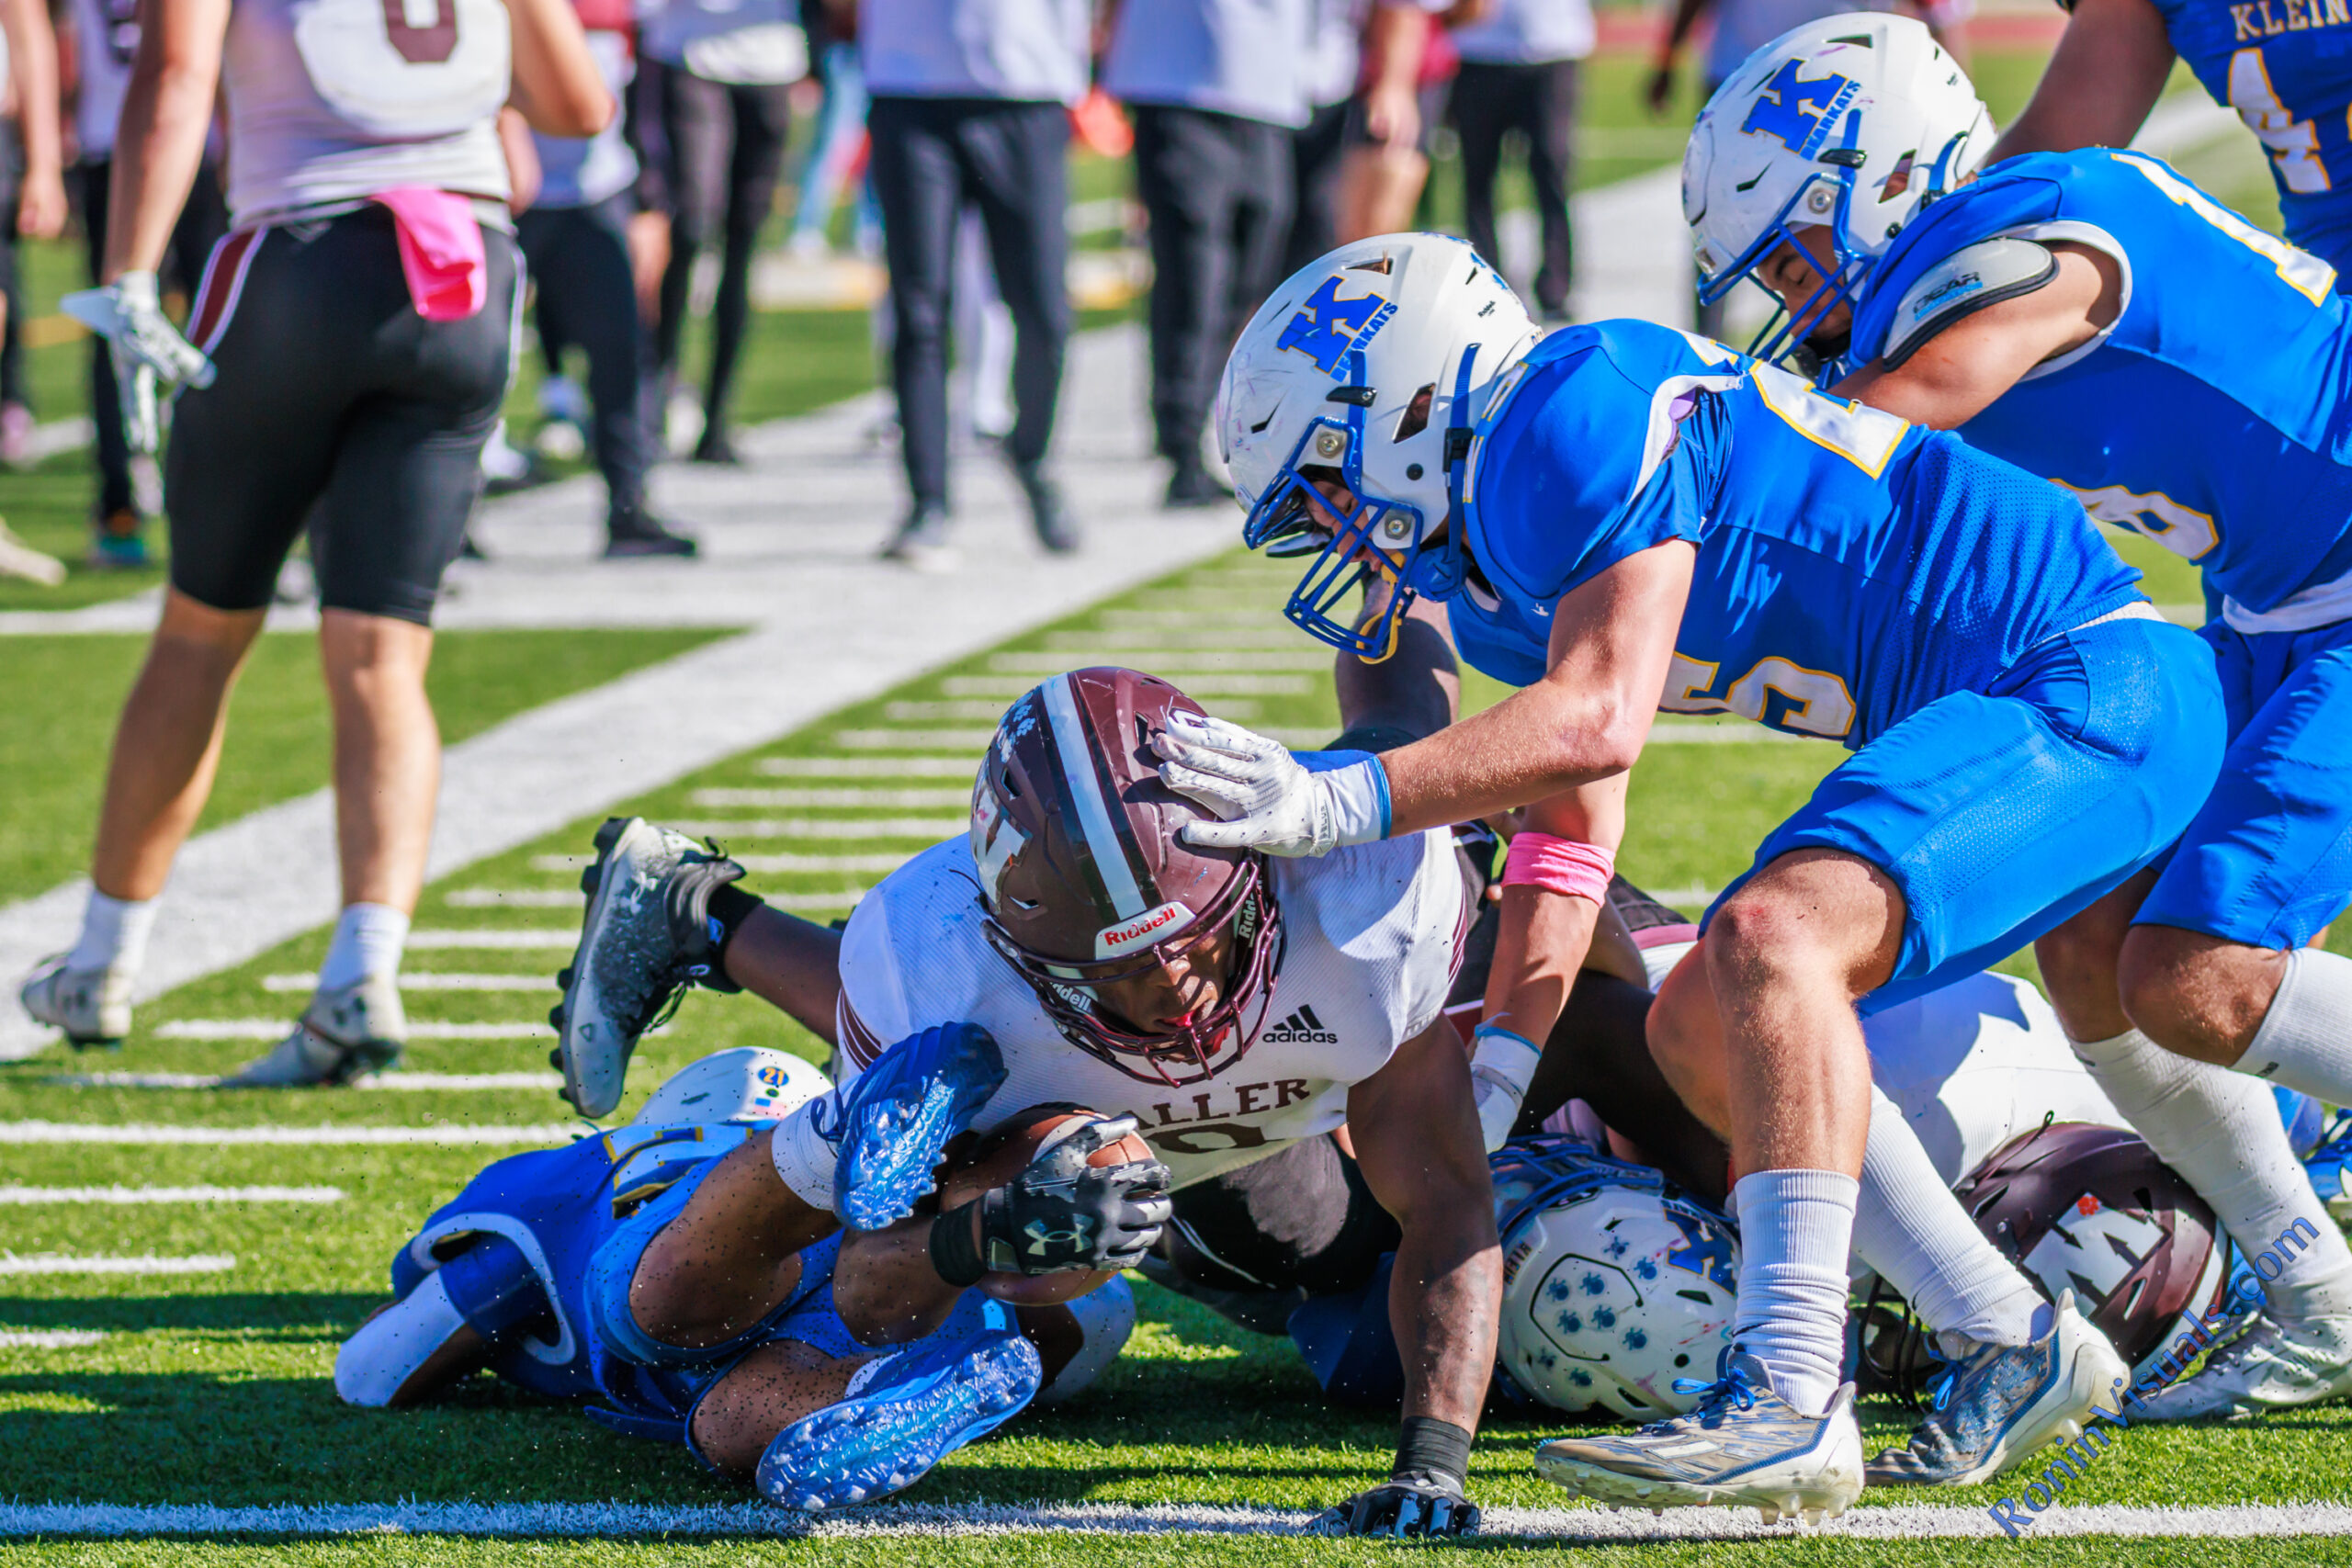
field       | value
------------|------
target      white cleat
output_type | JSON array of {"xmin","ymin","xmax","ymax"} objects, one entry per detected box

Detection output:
[
  {"xmin": 221, "ymin": 976, "xmax": 406, "ymax": 1089},
  {"xmin": 2133, "ymin": 1314, "xmax": 2352, "ymax": 1421},
  {"xmin": 19, "ymin": 954, "xmax": 133, "ymax": 1048}
]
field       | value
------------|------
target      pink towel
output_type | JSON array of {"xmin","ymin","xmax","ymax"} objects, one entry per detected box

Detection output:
[{"xmin": 372, "ymin": 186, "xmax": 487, "ymax": 321}]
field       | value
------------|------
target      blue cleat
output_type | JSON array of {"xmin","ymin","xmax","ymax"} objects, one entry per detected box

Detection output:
[
  {"xmin": 1864, "ymin": 1292, "xmax": 2129, "ymax": 1485},
  {"xmin": 755, "ymin": 1294, "xmax": 1042, "ymax": 1511},
  {"xmin": 817, "ymin": 1021, "xmax": 1006, "ymax": 1231},
  {"xmin": 2304, "ymin": 1111, "xmax": 2352, "ymax": 1226},
  {"xmin": 1534, "ymin": 1350, "xmax": 1863, "ymax": 1522}
]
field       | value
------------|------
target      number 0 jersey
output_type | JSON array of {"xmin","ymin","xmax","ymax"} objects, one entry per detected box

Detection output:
[
  {"xmin": 1447, "ymin": 320, "xmax": 2145, "ymax": 746},
  {"xmin": 1850, "ymin": 148, "xmax": 2352, "ymax": 622},
  {"xmin": 832, "ymin": 832, "xmax": 1467, "ymax": 1191},
  {"xmin": 224, "ymin": 0, "xmax": 513, "ymax": 226}
]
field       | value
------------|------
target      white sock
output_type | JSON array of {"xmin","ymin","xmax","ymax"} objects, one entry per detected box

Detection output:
[
  {"xmin": 1730, "ymin": 1168, "xmax": 1858, "ymax": 1416},
  {"xmin": 2075, "ymin": 1027, "xmax": 2352, "ymax": 1324},
  {"xmin": 1854, "ymin": 1084, "xmax": 2044, "ymax": 1354},
  {"xmin": 68, "ymin": 890, "xmax": 158, "ymax": 976},
  {"xmin": 2240, "ymin": 947, "xmax": 2352, "ymax": 1104},
  {"xmin": 317, "ymin": 903, "xmax": 411, "ymax": 991}
]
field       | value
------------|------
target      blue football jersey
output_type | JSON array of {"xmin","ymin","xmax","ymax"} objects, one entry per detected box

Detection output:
[
  {"xmin": 1850, "ymin": 148, "xmax": 2352, "ymax": 616},
  {"xmin": 2139, "ymin": 0, "xmax": 2352, "ymax": 273},
  {"xmin": 1448, "ymin": 321, "xmax": 2144, "ymax": 748}
]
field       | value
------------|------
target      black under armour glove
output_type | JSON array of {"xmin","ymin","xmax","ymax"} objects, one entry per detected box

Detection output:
[
  {"xmin": 1312, "ymin": 1417, "xmax": 1481, "ymax": 1539},
  {"xmin": 930, "ymin": 1116, "xmax": 1173, "ymax": 1286}
]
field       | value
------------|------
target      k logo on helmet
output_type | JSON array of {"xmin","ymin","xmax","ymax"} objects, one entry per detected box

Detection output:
[
  {"xmin": 1739, "ymin": 58, "xmax": 1860, "ymax": 157},
  {"xmin": 1276, "ymin": 277, "xmax": 1398, "ymax": 377}
]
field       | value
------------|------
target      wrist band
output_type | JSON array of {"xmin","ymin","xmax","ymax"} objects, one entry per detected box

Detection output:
[
  {"xmin": 929, "ymin": 1200, "xmax": 986, "ymax": 1288},
  {"xmin": 1501, "ymin": 831, "xmax": 1614, "ymax": 904},
  {"xmin": 1469, "ymin": 1022, "xmax": 1543, "ymax": 1093},
  {"xmin": 1392, "ymin": 1415, "xmax": 1474, "ymax": 1492}
]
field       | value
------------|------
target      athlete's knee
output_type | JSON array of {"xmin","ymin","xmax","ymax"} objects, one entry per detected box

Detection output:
[
  {"xmin": 2118, "ymin": 925, "xmax": 2283, "ymax": 1065},
  {"xmin": 689, "ymin": 1339, "xmax": 846, "ymax": 1482}
]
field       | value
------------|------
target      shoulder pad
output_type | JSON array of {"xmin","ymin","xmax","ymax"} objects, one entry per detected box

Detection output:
[{"xmin": 1882, "ymin": 238, "xmax": 2059, "ymax": 368}]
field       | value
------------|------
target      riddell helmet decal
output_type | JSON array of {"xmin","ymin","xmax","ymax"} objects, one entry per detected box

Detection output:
[{"xmin": 1096, "ymin": 900, "xmax": 1196, "ymax": 960}]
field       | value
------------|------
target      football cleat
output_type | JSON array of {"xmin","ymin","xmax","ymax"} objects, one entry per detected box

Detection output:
[
  {"xmin": 1533, "ymin": 1351, "xmax": 1864, "ymax": 1522},
  {"xmin": 754, "ymin": 1296, "xmax": 1041, "ymax": 1511},
  {"xmin": 820, "ymin": 1021, "xmax": 1008, "ymax": 1231},
  {"xmin": 2132, "ymin": 1313, "xmax": 2352, "ymax": 1422},
  {"xmin": 19, "ymin": 954, "xmax": 133, "ymax": 1049},
  {"xmin": 551, "ymin": 818, "xmax": 746, "ymax": 1119},
  {"xmin": 2302, "ymin": 1111, "xmax": 2352, "ymax": 1225},
  {"xmin": 1865, "ymin": 1292, "xmax": 2129, "ymax": 1485},
  {"xmin": 222, "ymin": 975, "xmax": 405, "ymax": 1088}
]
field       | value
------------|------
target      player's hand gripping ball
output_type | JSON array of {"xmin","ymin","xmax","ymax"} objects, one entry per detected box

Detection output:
[{"xmin": 930, "ymin": 1105, "xmax": 1171, "ymax": 1305}]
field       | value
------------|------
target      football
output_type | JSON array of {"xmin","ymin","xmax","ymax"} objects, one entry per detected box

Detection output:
[{"xmin": 937, "ymin": 1104, "xmax": 1158, "ymax": 1306}]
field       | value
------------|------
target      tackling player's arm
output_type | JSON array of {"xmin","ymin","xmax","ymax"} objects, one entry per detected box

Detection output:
[
  {"xmin": 1321, "ymin": 1012, "xmax": 1501, "ymax": 1537},
  {"xmin": 1986, "ymin": 0, "xmax": 2174, "ymax": 164}
]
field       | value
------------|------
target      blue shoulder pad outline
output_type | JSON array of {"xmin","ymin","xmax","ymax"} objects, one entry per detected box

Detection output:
[{"xmin": 1882, "ymin": 237, "xmax": 2060, "ymax": 369}]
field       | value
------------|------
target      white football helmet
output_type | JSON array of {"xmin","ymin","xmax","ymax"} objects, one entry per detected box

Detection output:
[
  {"xmin": 1492, "ymin": 1137, "xmax": 1741, "ymax": 1420},
  {"xmin": 1684, "ymin": 14, "xmax": 1992, "ymax": 378},
  {"xmin": 1216, "ymin": 232, "xmax": 1539, "ymax": 660},
  {"xmin": 633, "ymin": 1046, "xmax": 831, "ymax": 1128}
]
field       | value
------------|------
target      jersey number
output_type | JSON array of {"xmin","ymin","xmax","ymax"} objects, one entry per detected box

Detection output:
[
  {"xmin": 2052, "ymin": 480, "xmax": 2220, "ymax": 563},
  {"xmin": 1747, "ymin": 360, "xmax": 1908, "ymax": 478},
  {"xmin": 2228, "ymin": 49, "xmax": 2329, "ymax": 197},
  {"xmin": 2120, "ymin": 151, "xmax": 2336, "ymax": 304},
  {"xmin": 382, "ymin": 0, "xmax": 458, "ymax": 64},
  {"xmin": 1661, "ymin": 653, "xmax": 1857, "ymax": 739}
]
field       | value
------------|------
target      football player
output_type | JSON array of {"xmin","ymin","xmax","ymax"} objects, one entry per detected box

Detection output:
[
  {"xmin": 550, "ymin": 662, "xmax": 1502, "ymax": 1539},
  {"xmin": 1687, "ymin": 15, "xmax": 2352, "ymax": 1421},
  {"xmin": 1176, "ymin": 231, "xmax": 2227, "ymax": 1518},
  {"xmin": 18, "ymin": 0, "xmax": 612, "ymax": 1082},
  {"xmin": 335, "ymin": 1045, "xmax": 1144, "ymax": 1506},
  {"xmin": 1992, "ymin": 0, "xmax": 2352, "ymax": 280}
]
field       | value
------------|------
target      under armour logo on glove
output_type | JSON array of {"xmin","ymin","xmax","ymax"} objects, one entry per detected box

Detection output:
[
  {"xmin": 1023, "ymin": 1216, "xmax": 1096, "ymax": 1257},
  {"xmin": 933, "ymin": 1117, "xmax": 1174, "ymax": 1285}
]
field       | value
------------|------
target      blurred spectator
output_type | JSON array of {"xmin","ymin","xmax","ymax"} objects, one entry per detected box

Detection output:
[
  {"xmin": 1449, "ymin": 0, "xmax": 1592, "ymax": 322},
  {"xmin": 639, "ymin": 0, "xmax": 805, "ymax": 465},
  {"xmin": 64, "ymin": 0, "xmax": 223, "ymax": 563},
  {"xmin": 519, "ymin": 0, "xmax": 697, "ymax": 557},
  {"xmin": 855, "ymin": 0, "xmax": 1087, "ymax": 570},
  {"xmin": 1, "ymin": 0, "xmax": 65, "ymax": 469},
  {"xmin": 1285, "ymin": 0, "xmax": 1362, "ymax": 276},
  {"xmin": 1103, "ymin": 0, "xmax": 1311, "ymax": 508},
  {"xmin": 1335, "ymin": 0, "xmax": 1461, "ymax": 244},
  {"xmin": 786, "ymin": 3, "xmax": 876, "ymax": 257}
]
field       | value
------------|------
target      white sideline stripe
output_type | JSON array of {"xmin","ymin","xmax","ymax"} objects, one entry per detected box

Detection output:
[
  {"xmin": 262, "ymin": 973, "xmax": 547, "ymax": 992},
  {"xmin": 691, "ymin": 787, "xmax": 970, "ymax": 808},
  {"xmin": 441, "ymin": 889, "xmax": 585, "ymax": 908},
  {"xmin": 405, "ymin": 930, "xmax": 577, "ymax": 950},
  {"xmin": 0, "ymin": 1329, "xmax": 106, "ymax": 1348},
  {"xmin": 0, "ymin": 1122, "xmax": 577, "ymax": 1145},
  {"xmin": 941, "ymin": 673, "xmax": 1309, "ymax": 697},
  {"xmin": 755, "ymin": 757, "xmax": 978, "ymax": 777},
  {"xmin": 0, "ymin": 1253, "xmax": 234, "ymax": 1276},
  {"xmin": 43, "ymin": 1071, "xmax": 561, "ymax": 1091},
  {"xmin": 0, "ymin": 1185, "xmax": 342, "ymax": 1203},
  {"xmin": 5, "ymin": 1500, "xmax": 2351, "ymax": 1540},
  {"xmin": 156, "ymin": 1021, "xmax": 548, "ymax": 1041},
  {"xmin": 662, "ymin": 817, "xmax": 965, "ymax": 839},
  {"xmin": 734, "ymin": 853, "xmax": 906, "ymax": 874}
]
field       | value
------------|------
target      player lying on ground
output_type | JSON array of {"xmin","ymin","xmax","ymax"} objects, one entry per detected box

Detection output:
[
  {"xmin": 1182, "ymin": 231, "xmax": 2227, "ymax": 1519},
  {"xmin": 550, "ymin": 663, "xmax": 1502, "ymax": 1538},
  {"xmin": 334, "ymin": 1045, "xmax": 1147, "ymax": 1507},
  {"xmin": 1686, "ymin": 14, "xmax": 2352, "ymax": 1419}
]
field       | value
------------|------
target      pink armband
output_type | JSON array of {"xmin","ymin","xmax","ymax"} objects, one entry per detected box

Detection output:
[{"xmin": 1501, "ymin": 831, "xmax": 1615, "ymax": 904}]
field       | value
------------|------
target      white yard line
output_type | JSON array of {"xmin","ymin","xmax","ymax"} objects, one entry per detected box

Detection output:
[
  {"xmin": 0, "ymin": 1329, "xmax": 106, "ymax": 1348},
  {"xmin": 0, "ymin": 1253, "xmax": 234, "ymax": 1275},
  {"xmin": 754, "ymin": 757, "xmax": 980, "ymax": 777},
  {"xmin": 691, "ymin": 787, "xmax": 971, "ymax": 809},
  {"xmin": 0, "ymin": 1499, "xmax": 2346, "ymax": 1541},
  {"xmin": 440, "ymin": 889, "xmax": 590, "ymax": 908},
  {"xmin": 0, "ymin": 1184, "xmax": 342, "ymax": 1202},
  {"xmin": 988, "ymin": 650, "xmax": 1336, "ymax": 673},
  {"xmin": 156, "ymin": 1021, "xmax": 548, "ymax": 1041},
  {"xmin": 263, "ymin": 973, "xmax": 547, "ymax": 991},
  {"xmin": 829, "ymin": 729, "xmax": 1001, "ymax": 750},
  {"xmin": 661, "ymin": 817, "xmax": 967, "ymax": 839},
  {"xmin": 733, "ymin": 853, "xmax": 907, "ymax": 874},
  {"xmin": 0, "ymin": 1122, "xmax": 578, "ymax": 1145},
  {"xmin": 940, "ymin": 674, "xmax": 1309, "ymax": 697},
  {"xmin": 402, "ymin": 930, "xmax": 577, "ymax": 950}
]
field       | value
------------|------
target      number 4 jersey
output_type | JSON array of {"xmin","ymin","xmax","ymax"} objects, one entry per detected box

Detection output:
[
  {"xmin": 223, "ymin": 0, "xmax": 514, "ymax": 226},
  {"xmin": 1849, "ymin": 147, "xmax": 2352, "ymax": 624},
  {"xmin": 826, "ymin": 833, "xmax": 1468, "ymax": 1193},
  {"xmin": 1445, "ymin": 319, "xmax": 2145, "ymax": 746}
]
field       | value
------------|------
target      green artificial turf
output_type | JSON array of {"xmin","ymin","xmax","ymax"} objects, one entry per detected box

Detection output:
[{"xmin": 0, "ymin": 626, "xmax": 729, "ymax": 903}]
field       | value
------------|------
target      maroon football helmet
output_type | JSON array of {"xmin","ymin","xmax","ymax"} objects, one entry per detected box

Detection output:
[{"xmin": 971, "ymin": 667, "xmax": 1283, "ymax": 1087}]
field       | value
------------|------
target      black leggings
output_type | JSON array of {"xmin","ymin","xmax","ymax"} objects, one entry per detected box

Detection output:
[
  {"xmin": 650, "ymin": 64, "xmax": 791, "ymax": 436},
  {"xmin": 517, "ymin": 197, "xmax": 655, "ymax": 515},
  {"xmin": 165, "ymin": 208, "xmax": 518, "ymax": 624}
]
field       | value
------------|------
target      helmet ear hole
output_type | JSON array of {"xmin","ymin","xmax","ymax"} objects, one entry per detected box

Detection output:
[{"xmin": 1395, "ymin": 385, "xmax": 1437, "ymax": 442}]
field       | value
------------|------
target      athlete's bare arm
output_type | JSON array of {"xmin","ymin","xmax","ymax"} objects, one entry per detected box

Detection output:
[
  {"xmin": 1483, "ymin": 774, "xmax": 1623, "ymax": 1051},
  {"xmin": 1340, "ymin": 585, "xmax": 1460, "ymax": 744},
  {"xmin": 1987, "ymin": 0, "xmax": 2174, "ymax": 164},
  {"xmin": 1348, "ymin": 1013, "xmax": 1503, "ymax": 1430},
  {"xmin": 103, "ymin": 0, "xmax": 230, "ymax": 277},
  {"xmin": 1, "ymin": 0, "xmax": 65, "ymax": 241},
  {"xmin": 502, "ymin": 0, "xmax": 612, "ymax": 138}
]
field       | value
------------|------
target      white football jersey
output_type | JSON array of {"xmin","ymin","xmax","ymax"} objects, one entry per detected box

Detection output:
[
  {"xmin": 833, "ymin": 832, "xmax": 1469, "ymax": 1191},
  {"xmin": 222, "ymin": 0, "xmax": 512, "ymax": 225}
]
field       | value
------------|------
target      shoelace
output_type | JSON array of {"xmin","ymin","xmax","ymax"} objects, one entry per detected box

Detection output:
[{"xmin": 1666, "ymin": 1361, "xmax": 1762, "ymax": 1427}]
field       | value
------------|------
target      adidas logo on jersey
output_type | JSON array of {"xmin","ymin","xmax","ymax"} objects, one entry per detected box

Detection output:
[{"xmin": 1261, "ymin": 1005, "xmax": 1339, "ymax": 1045}]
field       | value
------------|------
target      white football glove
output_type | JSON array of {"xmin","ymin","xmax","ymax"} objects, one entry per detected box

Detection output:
[
  {"xmin": 62, "ymin": 271, "xmax": 216, "ymax": 455},
  {"xmin": 1469, "ymin": 1023, "xmax": 1542, "ymax": 1154},
  {"xmin": 1152, "ymin": 711, "xmax": 1388, "ymax": 858}
]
